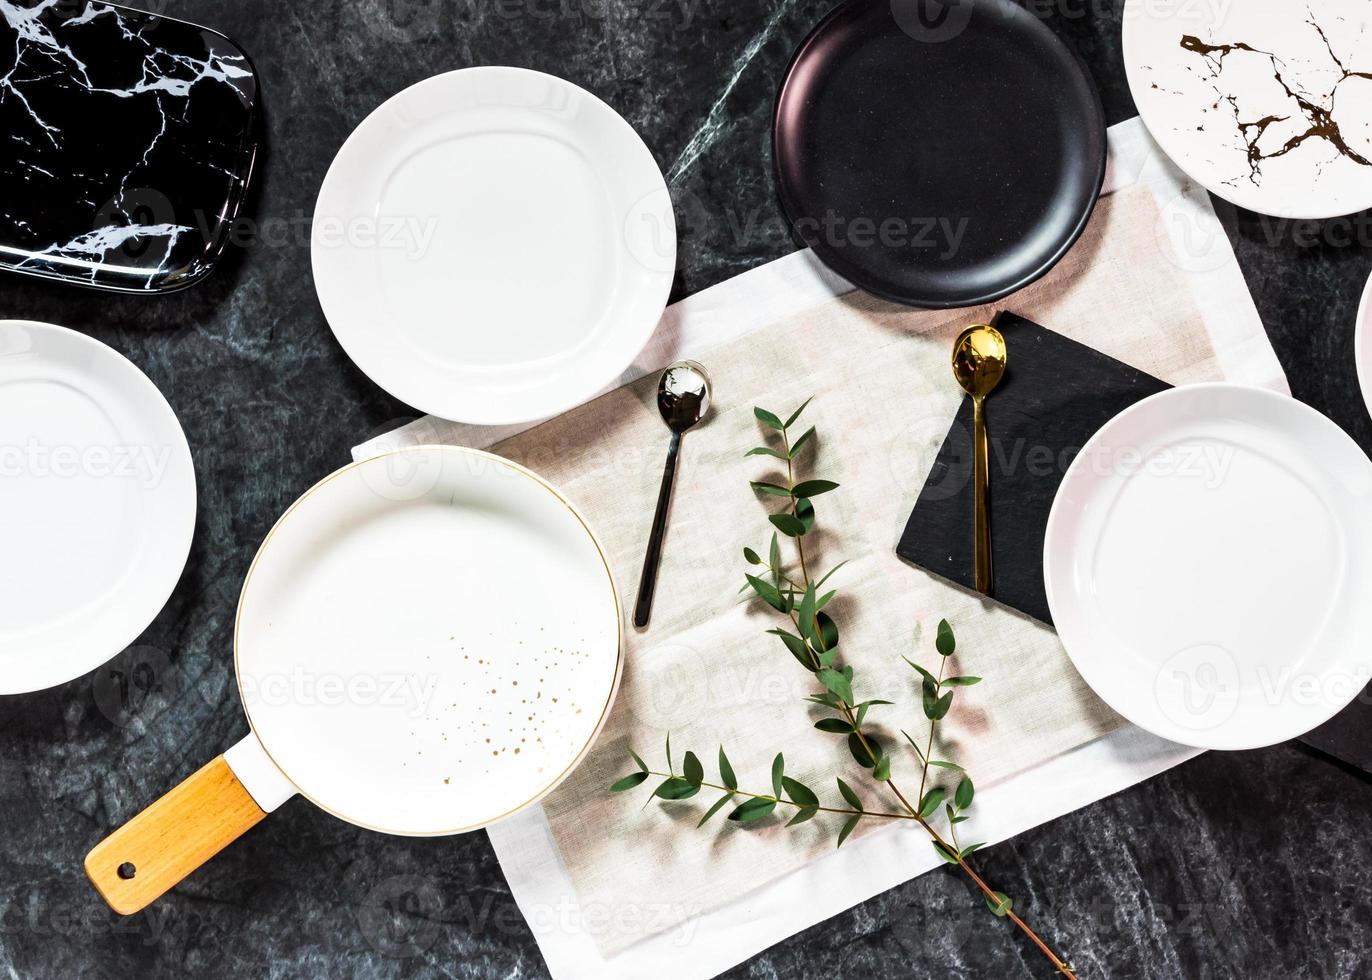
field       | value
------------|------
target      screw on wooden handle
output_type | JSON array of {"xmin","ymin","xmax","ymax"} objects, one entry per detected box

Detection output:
[{"xmin": 85, "ymin": 755, "xmax": 268, "ymax": 915}]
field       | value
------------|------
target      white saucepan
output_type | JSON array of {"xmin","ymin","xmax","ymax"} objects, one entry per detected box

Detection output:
[{"xmin": 86, "ymin": 446, "xmax": 622, "ymax": 914}]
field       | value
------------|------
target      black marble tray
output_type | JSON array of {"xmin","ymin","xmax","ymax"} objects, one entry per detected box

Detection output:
[{"xmin": 0, "ymin": 0, "xmax": 259, "ymax": 293}]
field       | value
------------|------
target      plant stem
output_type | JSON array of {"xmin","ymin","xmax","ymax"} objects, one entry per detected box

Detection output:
[
  {"xmin": 919, "ymin": 655, "xmax": 949, "ymax": 801},
  {"xmin": 645, "ymin": 771, "xmax": 911, "ymax": 820},
  {"xmin": 757, "ymin": 412, "xmax": 1078, "ymax": 978}
]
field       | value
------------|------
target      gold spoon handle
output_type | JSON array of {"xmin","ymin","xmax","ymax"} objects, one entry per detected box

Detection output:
[{"xmin": 972, "ymin": 394, "xmax": 992, "ymax": 595}]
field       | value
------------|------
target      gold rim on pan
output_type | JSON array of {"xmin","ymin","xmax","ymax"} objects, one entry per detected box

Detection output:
[{"xmin": 231, "ymin": 444, "xmax": 624, "ymax": 836}]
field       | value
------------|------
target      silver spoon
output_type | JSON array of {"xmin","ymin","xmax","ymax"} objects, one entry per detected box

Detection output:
[{"xmin": 633, "ymin": 361, "xmax": 712, "ymax": 629}]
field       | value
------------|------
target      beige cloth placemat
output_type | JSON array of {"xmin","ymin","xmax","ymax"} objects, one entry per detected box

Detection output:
[{"xmin": 466, "ymin": 184, "xmax": 1224, "ymax": 953}]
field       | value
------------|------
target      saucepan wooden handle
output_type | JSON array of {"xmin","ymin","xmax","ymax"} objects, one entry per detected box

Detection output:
[{"xmin": 85, "ymin": 755, "xmax": 268, "ymax": 915}]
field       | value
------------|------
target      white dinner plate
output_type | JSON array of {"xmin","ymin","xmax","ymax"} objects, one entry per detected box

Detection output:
[
  {"xmin": 311, "ymin": 67, "xmax": 676, "ymax": 425},
  {"xmin": 1123, "ymin": 0, "xmax": 1372, "ymax": 219},
  {"xmin": 1358, "ymin": 269, "xmax": 1371, "ymax": 419},
  {"xmin": 0, "ymin": 321, "xmax": 196, "ymax": 694},
  {"xmin": 1044, "ymin": 384, "xmax": 1372, "ymax": 750}
]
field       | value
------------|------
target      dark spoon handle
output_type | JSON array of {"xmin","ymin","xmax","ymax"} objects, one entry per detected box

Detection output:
[{"xmin": 633, "ymin": 431, "xmax": 682, "ymax": 629}]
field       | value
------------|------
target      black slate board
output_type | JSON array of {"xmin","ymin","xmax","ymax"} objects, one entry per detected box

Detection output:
[{"xmin": 895, "ymin": 311, "xmax": 1170, "ymax": 624}]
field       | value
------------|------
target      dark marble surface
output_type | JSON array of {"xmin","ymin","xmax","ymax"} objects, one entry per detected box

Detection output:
[{"xmin": 2, "ymin": 1, "xmax": 1370, "ymax": 978}]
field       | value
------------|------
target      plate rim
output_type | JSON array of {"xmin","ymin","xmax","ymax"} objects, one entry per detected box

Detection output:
[
  {"xmin": 1121, "ymin": 0, "xmax": 1372, "ymax": 221},
  {"xmin": 1043, "ymin": 381, "xmax": 1372, "ymax": 749},
  {"xmin": 0, "ymin": 319, "xmax": 197, "ymax": 694},
  {"xmin": 771, "ymin": 0, "xmax": 1108, "ymax": 309},
  {"xmin": 310, "ymin": 65, "xmax": 676, "ymax": 425},
  {"xmin": 232, "ymin": 444, "xmax": 624, "ymax": 836}
]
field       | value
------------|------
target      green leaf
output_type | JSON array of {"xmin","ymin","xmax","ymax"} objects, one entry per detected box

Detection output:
[
  {"xmin": 814, "ymin": 560, "xmax": 848, "ymax": 589},
  {"xmin": 813, "ymin": 611, "xmax": 838, "ymax": 652},
  {"xmin": 923, "ymin": 686, "xmax": 954, "ymax": 721},
  {"xmin": 901, "ymin": 729, "xmax": 925, "ymax": 761},
  {"xmin": 984, "ymin": 891, "xmax": 1013, "ymax": 917},
  {"xmin": 654, "ymin": 777, "xmax": 699, "ymax": 800},
  {"xmin": 769, "ymin": 628, "xmax": 815, "ymax": 670},
  {"xmin": 791, "ymin": 479, "xmax": 839, "ymax": 499},
  {"xmin": 797, "ymin": 584, "xmax": 817, "ymax": 641},
  {"xmin": 854, "ymin": 699, "xmax": 891, "ymax": 728},
  {"xmin": 665, "ymin": 733, "xmax": 673, "ymax": 772},
  {"xmin": 816, "ymin": 668, "xmax": 853, "ymax": 706},
  {"xmin": 836, "ymin": 777, "xmax": 862, "ymax": 811},
  {"xmin": 935, "ymin": 619, "xmax": 956, "ymax": 656},
  {"xmin": 750, "ymin": 481, "xmax": 793, "ymax": 498},
  {"xmin": 933, "ymin": 841, "xmax": 960, "ymax": 864},
  {"xmin": 768, "ymin": 532, "xmax": 780, "ymax": 570},
  {"xmin": 848, "ymin": 732, "xmax": 884, "ymax": 769},
  {"xmin": 805, "ymin": 691, "xmax": 841, "ymax": 709},
  {"xmin": 754, "ymin": 407, "xmax": 785, "ymax": 430},
  {"xmin": 790, "ymin": 426, "xmax": 816, "ymax": 459},
  {"xmin": 697, "ymin": 792, "xmax": 735, "ymax": 828},
  {"xmin": 729, "ymin": 797, "xmax": 777, "ymax": 823},
  {"xmin": 814, "ymin": 718, "xmax": 853, "ymax": 734},
  {"xmin": 610, "ymin": 771, "xmax": 649, "ymax": 792},
  {"xmin": 629, "ymin": 749, "xmax": 649, "ymax": 773},
  {"xmin": 926, "ymin": 759, "xmax": 964, "ymax": 771},
  {"xmin": 719, "ymin": 746, "xmax": 738, "ymax": 791},
  {"xmin": 959, "ymin": 842, "xmax": 986, "ymax": 859},
  {"xmin": 784, "ymin": 396, "xmax": 814, "ymax": 429},
  {"xmin": 944, "ymin": 676, "xmax": 981, "ymax": 687},
  {"xmin": 786, "ymin": 806, "xmax": 819, "ymax": 827},
  {"xmin": 743, "ymin": 547, "xmax": 762, "ymax": 565},
  {"xmin": 683, "ymin": 751, "xmax": 704, "ymax": 787},
  {"xmin": 769, "ymin": 513, "xmax": 807, "ymax": 537},
  {"xmin": 955, "ymin": 776, "xmax": 975, "ymax": 810},
  {"xmin": 781, "ymin": 776, "xmax": 818, "ymax": 807},
  {"xmin": 837, "ymin": 813, "xmax": 861, "ymax": 848},
  {"xmin": 771, "ymin": 754, "xmax": 785, "ymax": 799},
  {"xmin": 745, "ymin": 573, "xmax": 789, "ymax": 613},
  {"xmin": 903, "ymin": 656, "xmax": 938, "ymax": 687},
  {"xmin": 745, "ymin": 446, "xmax": 788, "ymax": 459},
  {"xmin": 918, "ymin": 788, "xmax": 946, "ymax": 819},
  {"xmin": 795, "ymin": 497, "xmax": 816, "ymax": 531},
  {"xmin": 873, "ymin": 756, "xmax": 891, "ymax": 781}
]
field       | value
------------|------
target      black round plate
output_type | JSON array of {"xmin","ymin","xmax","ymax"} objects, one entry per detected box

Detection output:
[{"xmin": 773, "ymin": 0, "xmax": 1106, "ymax": 309}]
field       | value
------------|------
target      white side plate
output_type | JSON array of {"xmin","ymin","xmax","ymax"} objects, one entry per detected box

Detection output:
[
  {"xmin": 1123, "ymin": 0, "xmax": 1372, "ymax": 219},
  {"xmin": 234, "ymin": 446, "xmax": 623, "ymax": 835},
  {"xmin": 0, "ymin": 321, "xmax": 196, "ymax": 694},
  {"xmin": 1044, "ymin": 384, "xmax": 1372, "ymax": 750},
  {"xmin": 311, "ymin": 67, "xmax": 676, "ymax": 425}
]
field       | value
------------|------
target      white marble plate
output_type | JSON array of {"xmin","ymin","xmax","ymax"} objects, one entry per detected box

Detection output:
[
  {"xmin": 1124, "ymin": 0, "xmax": 1372, "ymax": 218},
  {"xmin": 0, "ymin": 321, "xmax": 196, "ymax": 694},
  {"xmin": 312, "ymin": 67, "xmax": 676, "ymax": 425},
  {"xmin": 1045, "ymin": 384, "xmax": 1372, "ymax": 750}
]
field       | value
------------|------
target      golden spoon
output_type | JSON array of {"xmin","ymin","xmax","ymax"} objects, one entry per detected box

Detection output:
[{"xmin": 951, "ymin": 323, "xmax": 1008, "ymax": 596}]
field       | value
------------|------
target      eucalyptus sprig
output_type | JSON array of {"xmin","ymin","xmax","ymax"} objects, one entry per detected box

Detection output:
[{"xmin": 610, "ymin": 399, "xmax": 1075, "ymax": 977}]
